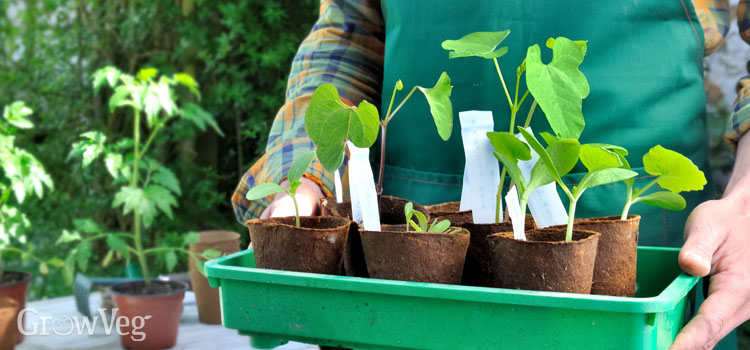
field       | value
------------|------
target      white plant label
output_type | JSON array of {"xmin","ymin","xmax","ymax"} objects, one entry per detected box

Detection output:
[
  {"xmin": 515, "ymin": 127, "xmax": 568, "ymax": 228},
  {"xmin": 346, "ymin": 141, "xmax": 381, "ymax": 231},
  {"xmin": 459, "ymin": 111, "xmax": 500, "ymax": 224},
  {"xmin": 505, "ymin": 185, "xmax": 526, "ymax": 240},
  {"xmin": 334, "ymin": 169, "xmax": 343, "ymax": 203}
]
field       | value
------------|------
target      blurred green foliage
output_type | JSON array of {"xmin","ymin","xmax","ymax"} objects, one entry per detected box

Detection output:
[{"xmin": 0, "ymin": 0, "xmax": 318, "ymax": 299}]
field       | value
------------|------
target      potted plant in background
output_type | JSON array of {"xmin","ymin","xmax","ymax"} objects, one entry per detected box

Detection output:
[
  {"xmin": 359, "ymin": 202, "xmax": 469, "ymax": 284},
  {"xmin": 62, "ymin": 67, "xmax": 223, "ymax": 349},
  {"xmin": 0, "ymin": 101, "xmax": 60, "ymax": 344}
]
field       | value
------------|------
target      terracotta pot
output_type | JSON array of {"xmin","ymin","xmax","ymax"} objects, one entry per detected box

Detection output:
[
  {"xmin": 320, "ymin": 196, "xmax": 425, "ymax": 278},
  {"xmin": 425, "ymin": 201, "xmax": 473, "ymax": 226},
  {"xmin": 189, "ymin": 231, "xmax": 241, "ymax": 324},
  {"xmin": 458, "ymin": 222, "xmax": 513, "ymax": 287},
  {"xmin": 0, "ymin": 297, "xmax": 18, "ymax": 349},
  {"xmin": 246, "ymin": 216, "xmax": 351, "ymax": 274},
  {"xmin": 0, "ymin": 271, "xmax": 30, "ymax": 344},
  {"xmin": 110, "ymin": 280, "xmax": 187, "ymax": 349},
  {"xmin": 360, "ymin": 225, "xmax": 470, "ymax": 284},
  {"xmin": 489, "ymin": 228, "xmax": 600, "ymax": 294},
  {"xmin": 558, "ymin": 215, "xmax": 641, "ymax": 296}
]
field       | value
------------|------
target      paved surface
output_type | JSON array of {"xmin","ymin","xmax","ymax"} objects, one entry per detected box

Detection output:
[{"xmin": 16, "ymin": 292, "xmax": 317, "ymax": 350}]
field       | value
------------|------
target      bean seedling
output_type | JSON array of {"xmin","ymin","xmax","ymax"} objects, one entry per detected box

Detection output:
[
  {"xmin": 518, "ymin": 129, "xmax": 638, "ymax": 241},
  {"xmin": 305, "ymin": 73, "xmax": 454, "ymax": 194},
  {"xmin": 618, "ymin": 145, "xmax": 706, "ymax": 219},
  {"xmin": 443, "ymin": 33, "xmax": 589, "ymax": 222},
  {"xmin": 404, "ymin": 202, "xmax": 461, "ymax": 234},
  {"xmin": 245, "ymin": 150, "xmax": 317, "ymax": 228}
]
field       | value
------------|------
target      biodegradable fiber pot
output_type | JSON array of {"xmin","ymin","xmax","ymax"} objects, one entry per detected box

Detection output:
[
  {"xmin": 189, "ymin": 231, "xmax": 241, "ymax": 325},
  {"xmin": 458, "ymin": 222, "xmax": 513, "ymax": 287},
  {"xmin": 110, "ymin": 280, "xmax": 187, "ymax": 350},
  {"xmin": 320, "ymin": 196, "xmax": 425, "ymax": 278},
  {"xmin": 459, "ymin": 215, "xmax": 535, "ymax": 287},
  {"xmin": 566, "ymin": 215, "xmax": 641, "ymax": 296},
  {"xmin": 360, "ymin": 225, "xmax": 470, "ymax": 284},
  {"xmin": 0, "ymin": 271, "xmax": 30, "ymax": 344},
  {"xmin": 489, "ymin": 228, "xmax": 600, "ymax": 294},
  {"xmin": 0, "ymin": 297, "xmax": 18, "ymax": 349},
  {"xmin": 425, "ymin": 201, "xmax": 473, "ymax": 226},
  {"xmin": 246, "ymin": 216, "xmax": 351, "ymax": 274}
]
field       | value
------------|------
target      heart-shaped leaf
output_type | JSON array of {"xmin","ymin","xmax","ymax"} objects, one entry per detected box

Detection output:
[
  {"xmin": 525, "ymin": 37, "xmax": 589, "ymax": 139},
  {"xmin": 417, "ymin": 72, "xmax": 454, "ymax": 141},
  {"xmin": 305, "ymin": 84, "xmax": 379, "ymax": 172},
  {"xmin": 642, "ymin": 145, "xmax": 706, "ymax": 193},
  {"xmin": 580, "ymin": 144, "xmax": 622, "ymax": 172},
  {"xmin": 441, "ymin": 30, "xmax": 510, "ymax": 59}
]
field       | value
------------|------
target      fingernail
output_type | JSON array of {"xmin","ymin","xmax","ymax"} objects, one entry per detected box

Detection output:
[{"xmin": 686, "ymin": 251, "xmax": 710, "ymax": 274}]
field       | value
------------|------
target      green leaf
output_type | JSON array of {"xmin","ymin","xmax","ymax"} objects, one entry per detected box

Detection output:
[
  {"xmin": 635, "ymin": 191, "xmax": 687, "ymax": 211},
  {"xmin": 577, "ymin": 168, "xmax": 638, "ymax": 195},
  {"xmin": 38, "ymin": 262, "xmax": 49, "ymax": 275},
  {"xmin": 104, "ymin": 153, "xmax": 123, "ymax": 179},
  {"xmin": 540, "ymin": 132, "xmax": 558, "ymax": 146},
  {"xmin": 525, "ymin": 37, "xmax": 589, "ymax": 139},
  {"xmin": 72, "ymin": 219, "xmax": 101, "ymax": 234},
  {"xmin": 3, "ymin": 101, "xmax": 34, "ymax": 129},
  {"xmin": 195, "ymin": 259, "xmax": 205, "ymax": 275},
  {"xmin": 184, "ymin": 232, "xmax": 200, "ymax": 245},
  {"xmin": 112, "ymin": 187, "xmax": 157, "ymax": 227},
  {"xmin": 106, "ymin": 235, "xmax": 130, "ymax": 256},
  {"xmin": 579, "ymin": 144, "xmax": 622, "ymax": 172},
  {"xmin": 518, "ymin": 127, "xmax": 580, "ymax": 184},
  {"xmin": 487, "ymin": 132, "xmax": 532, "ymax": 162},
  {"xmin": 429, "ymin": 219, "xmax": 451, "ymax": 233},
  {"xmin": 304, "ymin": 84, "xmax": 379, "ymax": 172},
  {"xmin": 63, "ymin": 253, "xmax": 76, "ymax": 285},
  {"xmin": 76, "ymin": 241, "xmax": 92, "ymax": 272},
  {"xmin": 287, "ymin": 150, "xmax": 316, "ymax": 184},
  {"xmin": 47, "ymin": 258, "xmax": 65, "ymax": 268},
  {"xmin": 202, "ymin": 248, "xmax": 222, "ymax": 259},
  {"xmin": 246, "ymin": 182, "xmax": 286, "ymax": 200},
  {"xmin": 145, "ymin": 185, "xmax": 177, "ymax": 220},
  {"xmin": 102, "ymin": 249, "xmax": 114, "ymax": 267},
  {"xmin": 165, "ymin": 250, "xmax": 178, "ymax": 272},
  {"xmin": 404, "ymin": 202, "xmax": 414, "ymax": 228},
  {"xmin": 417, "ymin": 72, "xmax": 454, "ymax": 141},
  {"xmin": 174, "ymin": 73, "xmax": 200, "ymax": 97},
  {"xmin": 441, "ymin": 30, "xmax": 510, "ymax": 59},
  {"xmin": 179, "ymin": 103, "xmax": 224, "ymax": 136},
  {"xmin": 154, "ymin": 81, "xmax": 175, "ymax": 116},
  {"xmin": 57, "ymin": 229, "xmax": 83, "ymax": 244},
  {"xmin": 642, "ymin": 145, "xmax": 707, "ymax": 193},
  {"xmin": 413, "ymin": 211, "xmax": 428, "ymax": 232},
  {"xmin": 137, "ymin": 67, "xmax": 158, "ymax": 81},
  {"xmin": 108, "ymin": 86, "xmax": 131, "ymax": 112},
  {"xmin": 92, "ymin": 66, "xmax": 121, "ymax": 93},
  {"xmin": 152, "ymin": 167, "xmax": 181, "ymax": 196}
]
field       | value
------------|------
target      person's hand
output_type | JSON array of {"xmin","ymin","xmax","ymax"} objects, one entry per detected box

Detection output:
[
  {"xmin": 671, "ymin": 136, "xmax": 750, "ymax": 349},
  {"xmin": 260, "ymin": 176, "xmax": 325, "ymax": 219}
]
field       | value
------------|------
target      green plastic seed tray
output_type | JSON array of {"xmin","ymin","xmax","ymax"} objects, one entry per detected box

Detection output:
[{"xmin": 205, "ymin": 246, "xmax": 698, "ymax": 350}]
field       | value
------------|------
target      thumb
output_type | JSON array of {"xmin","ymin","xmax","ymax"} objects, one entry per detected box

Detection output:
[{"xmin": 678, "ymin": 206, "xmax": 722, "ymax": 277}]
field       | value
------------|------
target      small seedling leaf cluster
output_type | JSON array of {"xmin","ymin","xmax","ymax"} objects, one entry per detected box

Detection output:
[{"xmin": 404, "ymin": 202, "xmax": 461, "ymax": 234}]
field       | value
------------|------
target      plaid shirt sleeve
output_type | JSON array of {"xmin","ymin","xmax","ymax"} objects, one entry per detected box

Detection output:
[
  {"xmin": 232, "ymin": 0, "xmax": 385, "ymax": 224},
  {"xmin": 725, "ymin": 1, "xmax": 750, "ymax": 145}
]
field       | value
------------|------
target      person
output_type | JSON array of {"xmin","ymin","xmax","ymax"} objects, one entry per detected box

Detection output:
[{"xmin": 232, "ymin": 1, "xmax": 750, "ymax": 349}]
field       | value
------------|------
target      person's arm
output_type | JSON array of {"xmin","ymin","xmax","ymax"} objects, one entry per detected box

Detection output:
[
  {"xmin": 231, "ymin": 0, "xmax": 384, "ymax": 223},
  {"xmin": 671, "ymin": 5, "xmax": 750, "ymax": 348}
]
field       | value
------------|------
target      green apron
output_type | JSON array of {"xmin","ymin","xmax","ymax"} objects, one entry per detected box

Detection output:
[
  {"xmin": 378, "ymin": 1, "xmax": 734, "ymax": 348},
  {"xmin": 378, "ymin": 0, "xmax": 715, "ymax": 248}
]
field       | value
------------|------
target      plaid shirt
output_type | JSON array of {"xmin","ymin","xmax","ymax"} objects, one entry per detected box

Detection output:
[{"xmin": 232, "ymin": 0, "xmax": 750, "ymax": 223}]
